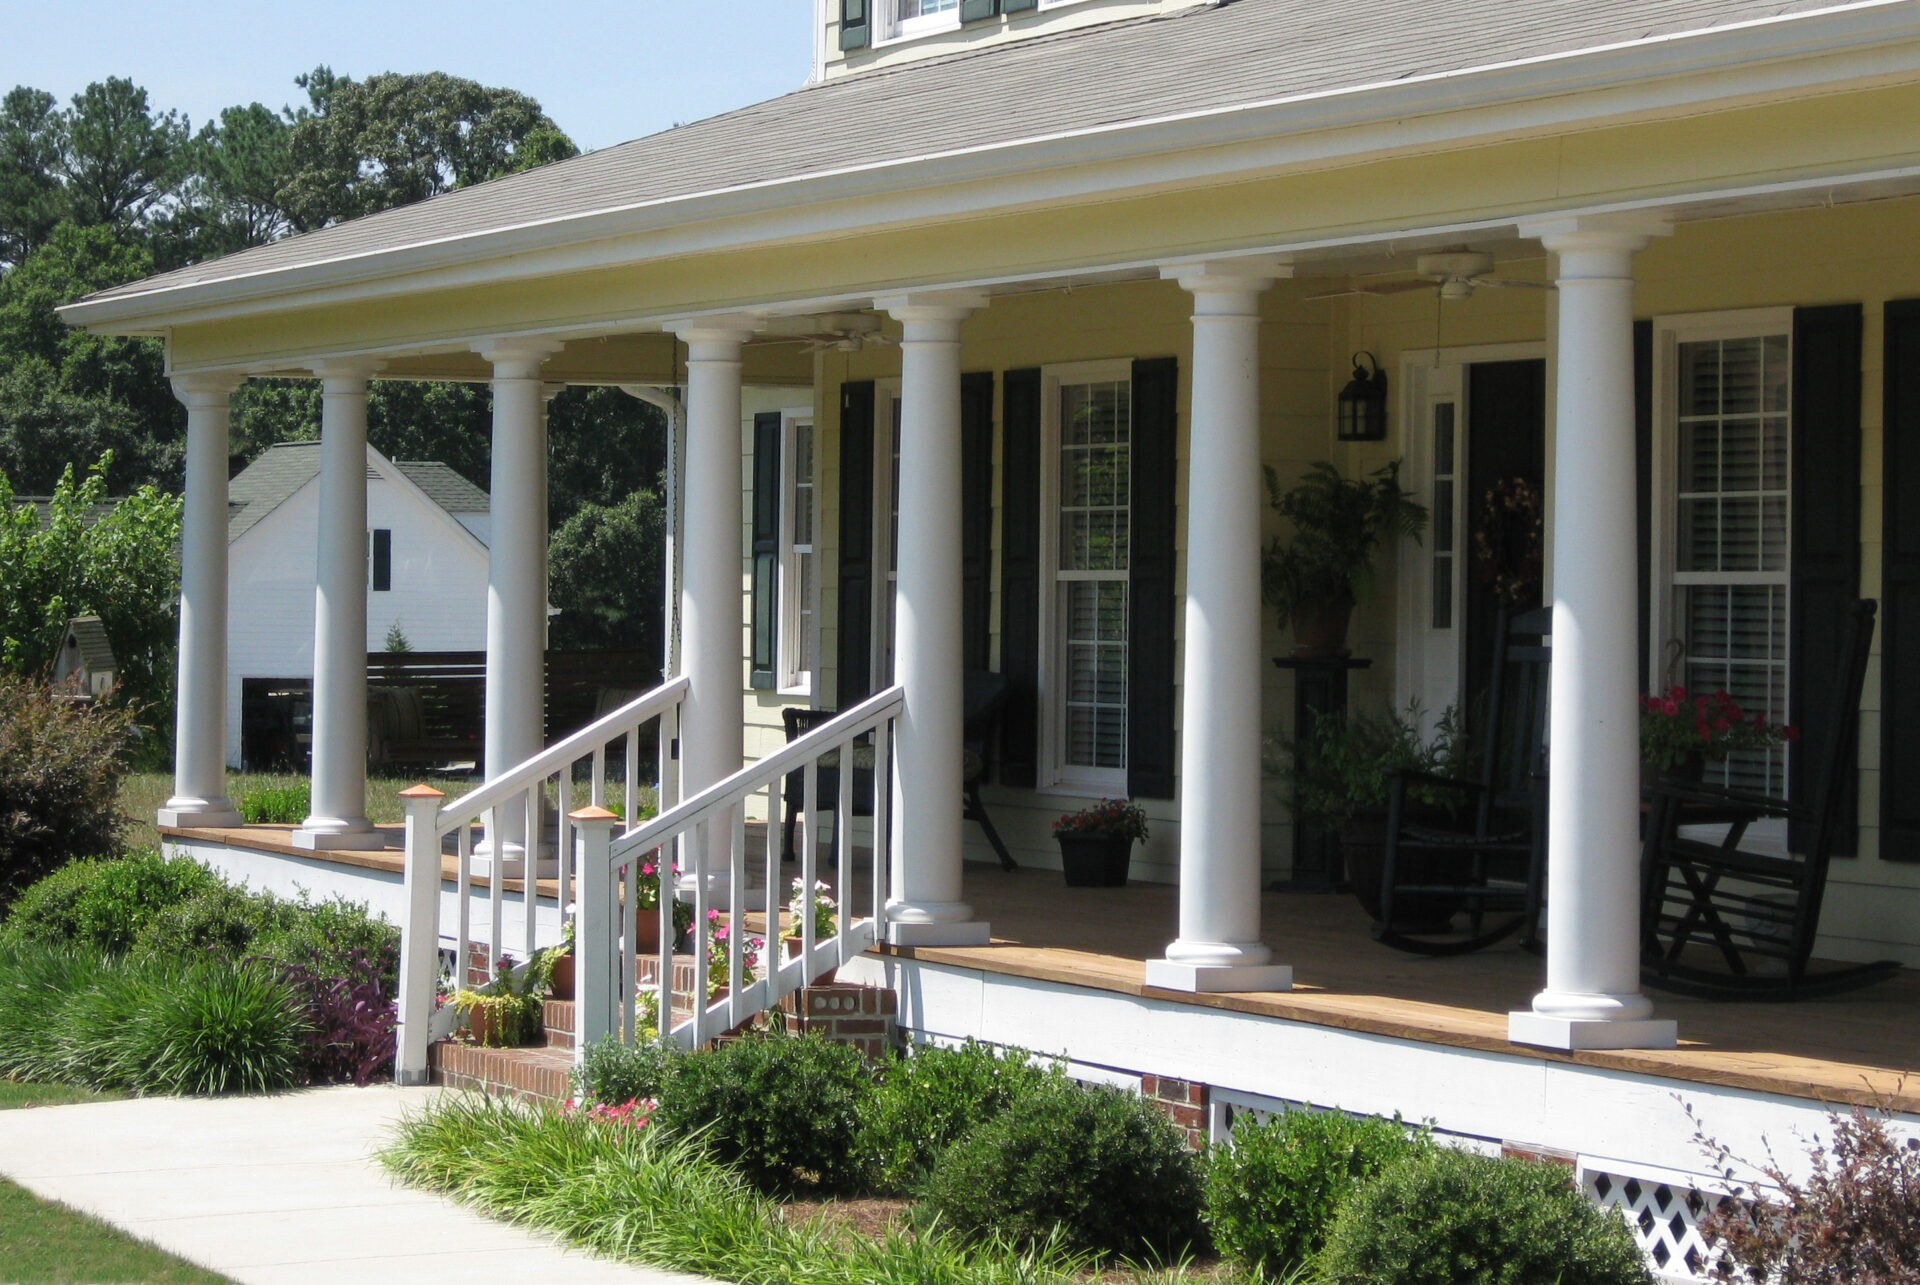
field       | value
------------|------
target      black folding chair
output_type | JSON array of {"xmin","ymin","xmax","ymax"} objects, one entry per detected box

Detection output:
[{"xmin": 1640, "ymin": 599, "xmax": 1899, "ymax": 1000}]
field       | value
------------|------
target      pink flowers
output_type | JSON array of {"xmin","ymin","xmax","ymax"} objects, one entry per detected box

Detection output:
[
  {"xmin": 565, "ymin": 1096, "xmax": 656, "ymax": 1131},
  {"xmin": 1640, "ymin": 684, "xmax": 1797, "ymax": 772},
  {"xmin": 1052, "ymin": 798, "xmax": 1150, "ymax": 843},
  {"xmin": 705, "ymin": 908, "xmax": 763, "ymax": 992}
]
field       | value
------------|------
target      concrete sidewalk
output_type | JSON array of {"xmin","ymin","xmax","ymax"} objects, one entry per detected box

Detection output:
[{"xmin": 0, "ymin": 1085, "xmax": 715, "ymax": 1285}]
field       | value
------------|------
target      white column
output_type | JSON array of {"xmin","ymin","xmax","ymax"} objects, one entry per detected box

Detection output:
[
  {"xmin": 875, "ymin": 291, "xmax": 991, "ymax": 947},
  {"xmin": 670, "ymin": 321, "xmax": 757, "ymax": 895},
  {"xmin": 1146, "ymin": 260, "xmax": 1293, "ymax": 992},
  {"xmin": 474, "ymin": 339, "xmax": 562, "ymax": 861},
  {"xmin": 1509, "ymin": 215, "xmax": 1676, "ymax": 1051},
  {"xmin": 295, "ymin": 359, "xmax": 385, "ymax": 850},
  {"xmin": 157, "ymin": 373, "xmax": 244, "ymax": 828}
]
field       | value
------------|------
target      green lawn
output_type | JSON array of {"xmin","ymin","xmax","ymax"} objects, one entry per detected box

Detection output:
[
  {"xmin": 0, "ymin": 1081, "xmax": 123, "ymax": 1111},
  {"xmin": 0, "ymin": 1176, "xmax": 236, "ymax": 1285}
]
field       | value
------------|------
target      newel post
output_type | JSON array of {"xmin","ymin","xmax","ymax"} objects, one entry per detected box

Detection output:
[
  {"xmin": 395, "ymin": 784, "xmax": 446, "ymax": 1085},
  {"xmin": 572, "ymin": 805, "xmax": 620, "ymax": 1061}
]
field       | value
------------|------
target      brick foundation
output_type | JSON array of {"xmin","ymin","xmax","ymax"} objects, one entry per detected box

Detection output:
[
  {"xmin": 1141, "ymin": 1074, "xmax": 1210, "ymax": 1150},
  {"xmin": 1503, "ymin": 1141, "xmax": 1578, "ymax": 1168},
  {"xmin": 777, "ymin": 984, "xmax": 898, "ymax": 1062}
]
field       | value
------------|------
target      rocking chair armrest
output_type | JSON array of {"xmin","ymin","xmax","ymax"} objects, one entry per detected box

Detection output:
[
  {"xmin": 1643, "ymin": 776, "xmax": 1807, "ymax": 822},
  {"xmin": 1384, "ymin": 767, "xmax": 1487, "ymax": 798}
]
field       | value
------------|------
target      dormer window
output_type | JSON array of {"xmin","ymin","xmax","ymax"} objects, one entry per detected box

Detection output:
[
  {"xmin": 897, "ymin": 0, "xmax": 960, "ymax": 39},
  {"xmin": 841, "ymin": 0, "xmax": 1042, "ymax": 50}
]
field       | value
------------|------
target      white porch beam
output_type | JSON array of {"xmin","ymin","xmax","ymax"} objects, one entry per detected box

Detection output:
[
  {"xmin": 668, "ymin": 319, "xmax": 758, "ymax": 896},
  {"xmin": 876, "ymin": 289, "xmax": 991, "ymax": 947},
  {"xmin": 1510, "ymin": 214, "xmax": 1677, "ymax": 1051},
  {"xmin": 294, "ymin": 359, "xmax": 386, "ymax": 850},
  {"xmin": 157, "ymin": 373, "xmax": 244, "ymax": 829},
  {"xmin": 1146, "ymin": 259, "xmax": 1293, "ymax": 993},
  {"xmin": 474, "ymin": 339, "xmax": 564, "ymax": 858}
]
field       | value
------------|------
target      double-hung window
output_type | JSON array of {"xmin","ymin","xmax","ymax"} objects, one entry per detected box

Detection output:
[
  {"xmin": 1042, "ymin": 361, "xmax": 1132, "ymax": 790},
  {"xmin": 1655, "ymin": 310, "xmax": 1793, "ymax": 796},
  {"xmin": 779, "ymin": 411, "xmax": 818, "ymax": 694}
]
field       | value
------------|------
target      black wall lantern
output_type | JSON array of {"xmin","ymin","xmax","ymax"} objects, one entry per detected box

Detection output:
[{"xmin": 1337, "ymin": 351, "xmax": 1389, "ymax": 442}]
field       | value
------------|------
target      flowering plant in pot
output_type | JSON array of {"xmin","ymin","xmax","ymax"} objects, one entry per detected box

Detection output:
[
  {"xmin": 1640, "ymin": 686, "xmax": 1797, "ymax": 781},
  {"xmin": 704, "ymin": 908, "xmax": 763, "ymax": 998},
  {"xmin": 1262, "ymin": 460, "xmax": 1427, "ymax": 657},
  {"xmin": 1052, "ymin": 798, "xmax": 1149, "ymax": 887},
  {"xmin": 783, "ymin": 877, "xmax": 837, "ymax": 957},
  {"xmin": 541, "ymin": 910, "xmax": 578, "ymax": 1000},
  {"xmin": 449, "ymin": 953, "xmax": 545, "ymax": 1047},
  {"xmin": 626, "ymin": 854, "xmax": 694, "ymax": 953}
]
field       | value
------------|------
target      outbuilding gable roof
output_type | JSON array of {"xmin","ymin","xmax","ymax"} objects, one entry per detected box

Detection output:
[
  {"xmin": 227, "ymin": 441, "xmax": 489, "ymax": 544},
  {"xmin": 78, "ymin": 0, "xmax": 1874, "ymax": 314}
]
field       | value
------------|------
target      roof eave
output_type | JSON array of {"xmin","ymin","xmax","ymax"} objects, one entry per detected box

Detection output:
[{"xmin": 58, "ymin": 0, "xmax": 1920, "ymax": 334}]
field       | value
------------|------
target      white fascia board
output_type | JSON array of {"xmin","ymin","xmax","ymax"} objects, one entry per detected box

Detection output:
[{"xmin": 60, "ymin": 1, "xmax": 1920, "ymax": 335}]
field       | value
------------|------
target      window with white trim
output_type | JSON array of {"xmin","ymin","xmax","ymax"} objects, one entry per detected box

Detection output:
[
  {"xmin": 1655, "ymin": 312, "xmax": 1792, "ymax": 796},
  {"xmin": 1043, "ymin": 361, "xmax": 1132, "ymax": 790},
  {"xmin": 779, "ymin": 411, "xmax": 818, "ymax": 694}
]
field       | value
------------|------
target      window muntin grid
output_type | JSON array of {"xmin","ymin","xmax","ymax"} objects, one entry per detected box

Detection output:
[
  {"xmin": 780, "ymin": 417, "xmax": 817, "ymax": 692},
  {"xmin": 1671, "ymin": 334, "xmax": 1790, "ymax": 796},
  {"xmin": 1056, "ymin": 379, "xmax": 1131, "ymax": 771}
]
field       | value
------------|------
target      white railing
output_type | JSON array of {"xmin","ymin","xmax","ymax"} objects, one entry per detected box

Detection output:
[
  {"xmin": 573, "ymin": 685, "xmax": 903, "ymax": 1055},
  {"xmin": 394, "ymin": 675, "xmax": 690, "ymax": 1083}
]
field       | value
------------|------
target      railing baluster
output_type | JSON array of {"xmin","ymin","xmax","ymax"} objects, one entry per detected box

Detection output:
[
  {"xmin": 523, "ymin": 785, "xmax": 540, "ymax": 966},
  {"xmin": 874, "ymin": 714, "xmax": 893, "ymax": 934},
  {"xmin": 557, "ymin": 772, "xmax": 573, "ymax": 947},
  {"xmin": 653, "ymin": 839, "xmax": 670, "ymax": 1046},
  {"xmin": 730, "ymin": 804, "xmax": 747, "ymax": 1029},
  {"xmin": 622, "ymin": 857, "xmax": 637, "ymax": 1046},
  {"xmin": 456, "ymin": 822, "xmax": 472, "ymax": 987},
  {"xmin": 765, "ymin": 776, "xmax": 784, "ymax": 1009},
  {"xmin": 837, "ymin": 732, "xmax": 854, "ymax": 964},
  {"xmin": 625, "ymin": 726, "xmax": 639, "ymax": 834},
  {"xmin": 487, "ymin": 805, "xmax": 504, "ymax": 982},
  {"xmin": 690, "ymin": 816, "xmax": 709, "ymax": 1049},
  {"xmin": 800, "ymin": 758, "xmax": 818, "ymax": 978},
  {"xmin": 591, "ymin": 745, "xmax": 606, "ymax": 809}
]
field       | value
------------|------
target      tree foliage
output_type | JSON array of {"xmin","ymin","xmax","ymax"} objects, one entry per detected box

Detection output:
[
  {"xmin": 58, "ymin": 77, "xmax": 188, "ymax": 232},
  {"xmin": 0, "ymin": 87, "xmax": 64, "ymax": 266},
  {"xmin": 549, "ymin": 487, "xmax": 666, "ymax": 661}
]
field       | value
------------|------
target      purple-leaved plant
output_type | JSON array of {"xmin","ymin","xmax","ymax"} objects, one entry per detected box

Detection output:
[{"xmin": 276, "ymin": 945, "xmax": 398, "ymax": 1086}]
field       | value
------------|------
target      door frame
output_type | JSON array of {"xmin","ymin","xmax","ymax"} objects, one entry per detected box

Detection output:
[{"xmin": 1395, "ymin": 342, "xmax": 1546, "ymax": 731}]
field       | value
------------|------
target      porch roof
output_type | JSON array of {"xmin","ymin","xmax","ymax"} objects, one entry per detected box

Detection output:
[{"xmin": 68, "ymin": 0, "xmax": 1887, "ymax": 326}]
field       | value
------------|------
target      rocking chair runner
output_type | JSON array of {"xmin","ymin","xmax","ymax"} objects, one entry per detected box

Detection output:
[
  {"xmin": 1373, "ymin": 606, "xmax": 1551, "ymax": 955},
  {"xmin": 1640, "ymin": 598, "xmax": 1900, "ymax": 1000}
]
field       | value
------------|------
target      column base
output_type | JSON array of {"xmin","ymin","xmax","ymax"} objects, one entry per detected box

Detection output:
[
  {"xmin": 1507, "ymin": 1011, "xmax": 1678, "ymax": 1050},
  {"xmin": 1145, "ymin": 959, "xmax": 1293, "ymax": 993},
  {"xmin": 156, "ymin": 803, "xmax": 243, "ymax": 829},
  {"xmin": 291, "ymin": 822, "xmax": 388, "ymax": 852},
  {"xmin": 887, "ymin": 920, "xmax": 993, "ymax": 947}
]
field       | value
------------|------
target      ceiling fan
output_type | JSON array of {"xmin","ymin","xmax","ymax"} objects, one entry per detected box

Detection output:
[
  {"xmin": 1307, "ymin": 250, "xmax": 1552, "ymax": 302},
  {"xmin": 758, "ymin": 312, "xmax": 898, "ymax": 353}
]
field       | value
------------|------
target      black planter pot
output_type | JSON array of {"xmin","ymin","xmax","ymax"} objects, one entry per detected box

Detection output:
[{"xmin": 1057, "ymin": 832, "xmax": 1132, "ymax": 887}]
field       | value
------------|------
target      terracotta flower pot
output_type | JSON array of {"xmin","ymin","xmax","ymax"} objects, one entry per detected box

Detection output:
[
  {"xmin": 1056, "ymin": 832, "xmax": 1132, "ymax": 887},
  {"xmin": 1290, "ymin": 601, "xmax": 1355, "ymax": 658},
  {"xmin": 547, "ymin": 953, "xmax": 574, "ymax": 1000}
]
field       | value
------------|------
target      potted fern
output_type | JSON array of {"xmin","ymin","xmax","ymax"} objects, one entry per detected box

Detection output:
[{"xmin": 1264, "ymin": 461, "xmax": 1427, "ymax": 657}]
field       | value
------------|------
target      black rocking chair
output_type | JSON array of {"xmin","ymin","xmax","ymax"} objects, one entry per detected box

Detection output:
[
  {"xmin": 1640, "ymin": 599, "xmax": 1900, "ymax": 1000},
  {"xmin": 1374, "ymin": 606, "xmax": 1551, "ymax": 955},
  {"xmin": 780, "ymin": 706, "xmax": 873, "ymax": 863}
]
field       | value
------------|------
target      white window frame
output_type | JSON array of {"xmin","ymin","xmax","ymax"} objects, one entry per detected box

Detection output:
[
  {"xmin": 876, "ymin": 0, "xmax": 1098, "ymax": 45},
  {"xmin": 1650, "ymin": 307, "xmax": 1794, "ymax": 797},
  {"xmin": 872, "ymin": 381, "xmax": 903, "ymax": 693},
  {"xmin": 1039, "ymin": 358, "xmax": 1133, "ymax": 795},
  {"xmin": 778, "ymin": 408, "xmax": 819, "ymax": 696}
]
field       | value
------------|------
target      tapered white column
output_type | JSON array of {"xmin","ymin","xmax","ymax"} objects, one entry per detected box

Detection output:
[
  {"xmin": 475, "ymin": 340, "xmax": 562, "ymax": 861},
  {"xmin": 158, "ymin": 374, "xmax": 244, "ymax": 828},
  {"xmin": 295, "ymin": 360, "xmax": 385, "ymax": 850},
  {"xmin": 872, "ymin": 292, "xmax": 991, "ymax": 946},
  {"xmin": 671, "ymin": 321, "xmax": 757, "ymax": 894},
  {"xmin": 1510, "ymin": 216, "xmax": 1676, "ymax": 1050},
  {"xmin": 1146, "ymin": 260, "xmax": 1292, "ymax": 992}
]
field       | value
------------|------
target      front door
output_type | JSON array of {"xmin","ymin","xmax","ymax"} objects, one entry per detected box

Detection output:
[{"xmin": 1461, "ymin": 359, "xmax": 1546, "ymax": 739}]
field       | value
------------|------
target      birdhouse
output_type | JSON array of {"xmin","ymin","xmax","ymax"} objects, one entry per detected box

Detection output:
[{"xmin": 53, "ymin": 616, "xmax": 117, "ymax": 698}]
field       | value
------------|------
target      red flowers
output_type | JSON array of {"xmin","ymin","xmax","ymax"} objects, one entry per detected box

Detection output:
[{"xmin": 1640, "ymin": 684, "xmax": 1797, "ymax": 772}]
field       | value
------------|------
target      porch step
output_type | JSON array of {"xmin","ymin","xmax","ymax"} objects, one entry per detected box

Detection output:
[{"xmin": 429, "ymin": 1039, "xmax": 573, "ymax": 1104}]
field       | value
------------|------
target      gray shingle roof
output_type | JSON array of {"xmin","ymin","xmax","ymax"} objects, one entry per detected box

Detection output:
[
  {"xmin": 227, "ymin": 441, "xmax": 489, "ymax": 543},
  {"xmin": 82, "ymin": 0, "xmax": 1866, "ymax": 311},
  {"xmin": 64, "ymin": 616, "xmax": 116, "ymax": 673}
]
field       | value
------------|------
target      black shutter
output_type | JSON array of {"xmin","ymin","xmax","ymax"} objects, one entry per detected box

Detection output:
[
  {"xmin": 371, "ymin": 528, "xmax": 392, "ymax": 593},
  {"xmin": 839, "ymin": 0, "xmax": 870, "ymax": 50},
  {"xmin": 1882, "ymin": 300, "xmax": 1920, "ymax": 860},
  {"xmin": 1790, "ymin": 304, "xmax": 1863, "ymax": 852},
  {"xmin": 1001, "ymin": 368, "xmax": 1043, "ymax": 788},
  {"xmin": 961, "ymin": 372, "xmax": 995, "ymax": 672},
  {"xmin": 1634, "ymin": 320, "xmax": 1653, "ymax": 695},
  {"xmin": 836, "ymin": 382, "xmax": 876, "ymax": 707},
  {"xmin": 750, "ymin": 411, "xmax": 782, "ymax": 691},
  {"xmin": 1128, "ymin": 357, "xmax": 1179, "ymax": 800},
  {"xmin": 959, "ymin": 0, "xmax": 997, "ymax": 20}
]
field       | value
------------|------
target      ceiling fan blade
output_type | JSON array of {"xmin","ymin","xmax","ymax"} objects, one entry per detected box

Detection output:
[
  {"xmin": 1305, "ymin": 279, "xmax": 1431, "ymax": 301},
  {"xmin": 1470, "ymin": 277, "xmax": 1554, "ymax": 290}
]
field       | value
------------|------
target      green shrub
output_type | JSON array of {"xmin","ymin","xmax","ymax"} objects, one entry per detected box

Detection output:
[
  {"xmin": 857, "ymin": 1038, "xmax": 1063, "ymax": 1194},
  {"xmin": 0, "ymin": 674, "xmax": 137, "ymax": 907},
  {"xmin": 253, "ymin": 893, "xmax": 399, "ymax": 995},
  {"xmin": 130, "ymin": 883, "xmax": 291, "ymax": 961},
  {"xmin": 649, "ymin": 1033, "xmax": 874, "ymax": 1193},
  {"xmin": 919, "ymin": 1080, "xmax": 1207, "ymax": 1261},
  {"xmin": 239, "ymin": 782, "xmax": 310, "ymax": 824},
  {"xmin": 0, "ymin": 946, "xmax": 107, "ymax": 1082},
  {"xmin": 1206, "ymin": 1108, "xmax": 1431, "ymax": 1277},
  {"xmin": 47, "ymin": 956, "xmax": 169, "ymax": 1089},
  {"xmin": 1319, "ymin": 1147, "xmax": 1651, "ymax": 1285},
  {"xmin": 113, "ymin": 961, "xmax": 311, "ymax": 1095},
  {"xmin": 1, "ymin": 850, "xmax": 217, "ymax": 954},
  {"xmin": 575, "ymin": 1036, "xmax": 679, "ymax": 1107}
]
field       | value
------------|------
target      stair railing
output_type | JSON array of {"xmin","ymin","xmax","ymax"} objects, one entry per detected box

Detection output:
[
  {"xmin": 573, "ymin": 684, "xmax": 903, "ymax": 1056},
  {"xmin": 394, "ymin": 675, "xmax": 689, "ymax": 1083}
]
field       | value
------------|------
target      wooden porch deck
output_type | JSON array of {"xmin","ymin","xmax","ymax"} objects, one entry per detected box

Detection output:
[{"xmin": 163, "ymin": 821, "xmax": 1918, "ymax": 1113}]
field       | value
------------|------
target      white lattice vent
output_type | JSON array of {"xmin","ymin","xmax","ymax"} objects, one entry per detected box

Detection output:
[{"xmin": 1585, "ymin": 1168, "xmax": 1733, "ymax": 1283}]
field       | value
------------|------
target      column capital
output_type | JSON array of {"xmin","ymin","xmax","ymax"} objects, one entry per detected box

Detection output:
[
  {"xmin": 1518, "ymin": 213, "xmax": 1672, "ymax": 259},
  {"xmin": 1159, "ymin": 255, "xmax": 1292, "ymax": 295},
  {"xmin": 473, "ymin": 337, "xmax": 564, "ymax": 380},
  {"xmin": 665, "ymin": 315, "xmax": 760, "ymax": 351},
  {"xmin": 169, "ymin": 372, "xmax": 243, "ymax": 408},
  {"xmin": 307, "ymin": 357, "xmax": 384, "ymax": 390},
  {"xmin": 873, "ymin": 289, "xmax": 989, "ymax": 328}
]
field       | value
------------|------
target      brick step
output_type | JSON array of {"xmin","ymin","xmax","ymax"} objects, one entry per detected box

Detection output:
[{"xmin": 430, "ymin": 1039, "xmax": 573, "ymax": 1104}]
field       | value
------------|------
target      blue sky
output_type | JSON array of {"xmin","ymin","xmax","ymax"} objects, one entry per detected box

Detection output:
[{"xmin": 6, "ymin": 1, "xmax": 816, "ymax": 151}]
